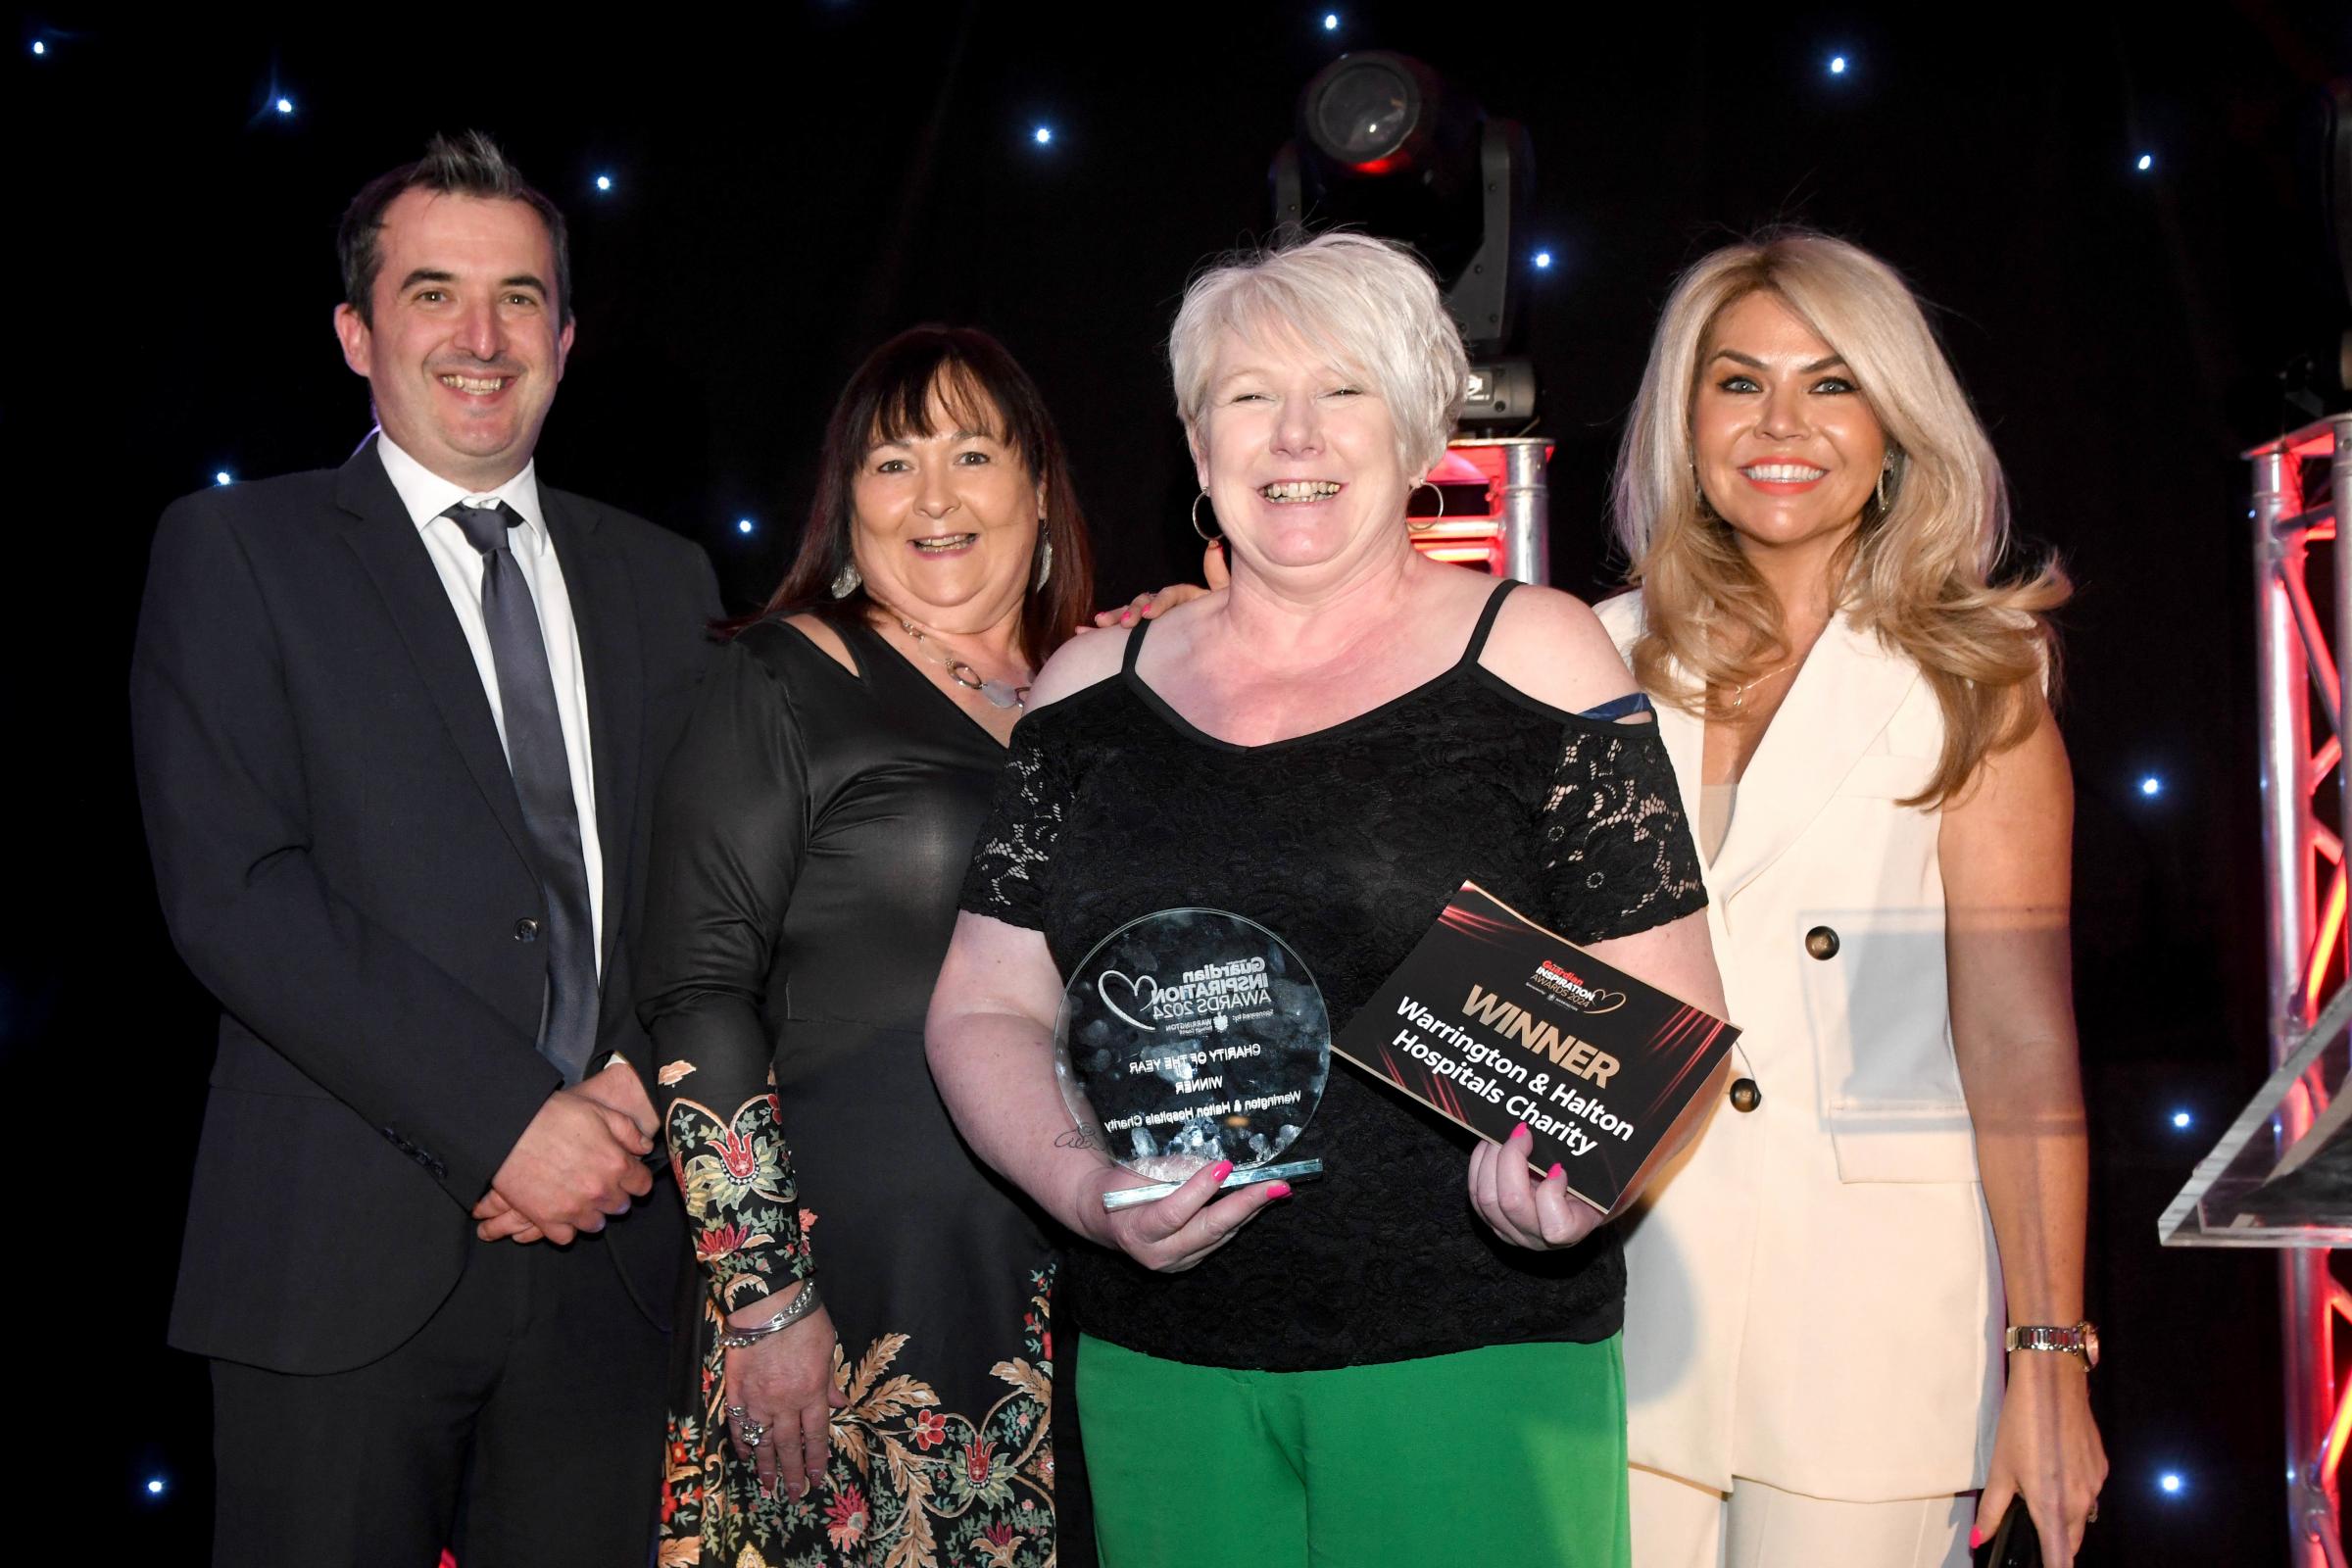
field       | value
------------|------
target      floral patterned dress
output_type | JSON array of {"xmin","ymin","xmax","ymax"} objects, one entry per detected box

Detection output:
[{"xmin": 639, "ymin": 615, "xmax": 1063, "ymax": 1568}]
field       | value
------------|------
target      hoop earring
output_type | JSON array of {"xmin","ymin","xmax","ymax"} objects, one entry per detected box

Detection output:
[
  {"xmin": 830, "ymin": 561, "xmax": 863, "ymax": 599},
  {"xmin": 1191, "ymin": 490, "xmax": 1222, "ymax": 544},
  {"xmin": 1033, "ymin": 522, "xmax": 1054, "ymax": 590},
  {"xmin": 1407, "ymin": 479, "xmax": 1446, "ymax": 533}
]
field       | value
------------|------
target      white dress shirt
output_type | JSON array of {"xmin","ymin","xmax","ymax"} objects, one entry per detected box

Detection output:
[{"xmin": 374, "ymin": 431, "xmax": 605, "ymax": 970}]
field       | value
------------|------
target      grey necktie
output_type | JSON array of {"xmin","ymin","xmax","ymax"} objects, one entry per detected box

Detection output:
[{"xmin": 446, "ymin": 500, "xmax": 598, "ymax": 1082}]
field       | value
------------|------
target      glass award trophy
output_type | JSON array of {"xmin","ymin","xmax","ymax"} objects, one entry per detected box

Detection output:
[{"xmin": 1055, "ymin": 908, "xmax": 1330, "ymax": 1210}]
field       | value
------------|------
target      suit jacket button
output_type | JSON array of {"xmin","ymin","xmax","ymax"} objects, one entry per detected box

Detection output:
[
  {"xmin": 1729, "ymin": 1077, "xmax": 1763, "ymax": 1113},
  {"xmin": 1804, "ymin": 925, "xmax": 1839, "ymax": 959},
  {"xmin": 514, "ymin": 918, "xmax": 540, "ymax": 942}
]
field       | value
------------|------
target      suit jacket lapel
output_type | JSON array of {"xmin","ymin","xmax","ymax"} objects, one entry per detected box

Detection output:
[
  {"xmin": 1707, "ymin": 614, "xmax": 1921, "ymax": 905},
  {"xmin": 543, "ymin": 487, "xmax": 643, "ymax": 977},
  {"xmin": 334, "ymin": 441, "xmax": 535, "ymax": 870}
]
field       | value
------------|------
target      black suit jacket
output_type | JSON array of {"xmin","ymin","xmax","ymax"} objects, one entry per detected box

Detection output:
[{"xmin": 132, "ymin": 439, "xmax": 721, "ymax": 1375}]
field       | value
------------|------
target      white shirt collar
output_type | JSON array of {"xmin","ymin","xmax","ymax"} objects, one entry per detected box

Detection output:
[{"xmin": 373, "ymin": 430, "xmax": 549, "ymax": 555}]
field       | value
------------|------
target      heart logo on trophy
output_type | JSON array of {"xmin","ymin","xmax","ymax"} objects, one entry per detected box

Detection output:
[{"xmin": 1095, "ymin": 971, "xmax": 1160, "ymax": 1033}]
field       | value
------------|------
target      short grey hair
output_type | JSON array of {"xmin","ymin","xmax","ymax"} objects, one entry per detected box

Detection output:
[{"xmin": 1169, "ymin": 233, "xmax": 1468, "ymax": 478}]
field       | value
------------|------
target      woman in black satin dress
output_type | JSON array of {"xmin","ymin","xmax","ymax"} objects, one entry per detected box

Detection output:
[{"xmin": 637, "ymin": 326, "xmax": 1097, "ymax": 1568}]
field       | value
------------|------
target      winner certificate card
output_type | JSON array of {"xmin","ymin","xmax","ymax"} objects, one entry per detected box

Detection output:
[{"xmin": 1334, "ymin": 881, "xmax": 1740, "ymax": 1215}]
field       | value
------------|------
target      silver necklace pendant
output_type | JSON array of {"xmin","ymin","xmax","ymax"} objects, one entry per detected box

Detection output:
[{"xmin": 896, "ymin": 612, "xmax": 1030, "ymax": 710}]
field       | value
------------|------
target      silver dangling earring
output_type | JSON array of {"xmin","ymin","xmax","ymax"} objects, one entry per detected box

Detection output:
[
  {"xmin": 1689, "ymin": 462, "xmax": 1717, "ymax": 520},
  {"xmin": 1033, "ymin": 522, "xmax": 1054, "ymax": 590},
  {"xmin": 830, "ymin": 561, "xmax": 862, "ymax": 599},
  {"xmin": 1875, "ymin": 458, "xmax": 1893, "ymax": 515},
  {"xmin": 1407, "ymin": 478, "xmax": 1446, "ymax": 532},
  {"xmin": 1191, "ymin": 490, "xmax": 1222, "ymax": 543}
]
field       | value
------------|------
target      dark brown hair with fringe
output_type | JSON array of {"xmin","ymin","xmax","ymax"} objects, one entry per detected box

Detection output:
[{"xmin": 755, "ymin": 325, "xmax": 1095, "ymax": 666}]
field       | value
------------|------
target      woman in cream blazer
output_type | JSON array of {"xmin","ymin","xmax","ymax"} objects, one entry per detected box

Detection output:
[{"xmin": 1601, "ymin": 231, "xmax": 2106, "ymax": 1567}]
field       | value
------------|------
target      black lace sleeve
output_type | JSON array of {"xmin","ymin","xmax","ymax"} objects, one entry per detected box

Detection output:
[
  {"xmin": 956, "ymin": 713, "xmax": 1069, "ymax": 931},
  {"xmin": 1537, "ymin": 719, "xmax": 1706, "ymax": 944}
]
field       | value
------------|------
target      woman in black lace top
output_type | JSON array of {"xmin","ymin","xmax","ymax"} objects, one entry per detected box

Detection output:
[{"xmin": 928, "ymin": 236, "xmax": 1727, "ymax": 1568}]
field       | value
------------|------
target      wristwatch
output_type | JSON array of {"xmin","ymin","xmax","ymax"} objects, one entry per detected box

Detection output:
[{"xmin": 2005, "ymin": 1320, "xmax": 2100, "ymax": 1368}]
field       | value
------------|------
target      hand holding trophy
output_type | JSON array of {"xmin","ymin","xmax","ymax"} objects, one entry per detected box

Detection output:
[{"xmin": 1055, "ymin": 908, "xmax": 1330, "ymax": 1210}]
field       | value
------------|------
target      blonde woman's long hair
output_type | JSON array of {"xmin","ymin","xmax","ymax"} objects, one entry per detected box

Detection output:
[{"xmin": 1612, "ymin": 228, "xmax": 2067, "ymax": 808}]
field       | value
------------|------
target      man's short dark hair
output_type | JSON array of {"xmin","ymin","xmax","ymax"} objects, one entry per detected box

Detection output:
[{"xmin": 338, "ymin": 130, "xmax": 572, "ymax": 326}]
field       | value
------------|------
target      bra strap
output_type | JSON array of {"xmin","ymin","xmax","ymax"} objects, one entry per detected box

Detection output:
[{"xmin": 1577, "ymin": 691, "xmax": 1654, "ymax": 722}]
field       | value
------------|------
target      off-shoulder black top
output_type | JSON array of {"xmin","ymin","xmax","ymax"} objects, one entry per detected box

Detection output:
[{"xmin": 957, "ymin": 580, "xmax": 1707, "ymax": 1372}]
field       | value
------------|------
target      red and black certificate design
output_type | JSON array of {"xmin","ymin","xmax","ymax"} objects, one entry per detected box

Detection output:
[{"xmin": 1334, "ymin": 881, "xmax": 1739, "ymax": 1214}]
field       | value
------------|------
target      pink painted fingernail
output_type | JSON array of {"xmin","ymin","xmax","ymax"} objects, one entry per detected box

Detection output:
[
  {"xmin": 1211, "ymin": 1159, "xmax": 1234, "ymax": 1182},
  {"xmin": 1548, "ymin": 1163, "xmax": 1566, "ymax": 1180},
  {"xmin": 1511, "ymin": 1122, "xmax": 1530, "ymax": 1141},
  {"xmin": 1264, "ymin": 1181, "xmax": 1293, "ymax": 1199},
  {"xmin": 1968, "ymin": 1528, "xmax": 1984, "ymax": 1550}
]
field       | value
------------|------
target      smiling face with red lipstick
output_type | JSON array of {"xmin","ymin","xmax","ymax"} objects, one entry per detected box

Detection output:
[
  {"xmin": 1690, "ymin": 289, "xmax": 1888, "ymax": 577},
  {"xmin": 333, "ymin": 189, "xmax": 571, "ymax": 493}
]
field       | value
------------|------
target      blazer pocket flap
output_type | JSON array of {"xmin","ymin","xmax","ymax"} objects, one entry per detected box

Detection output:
[
  {"xmin": 208, "ymin": 1020, "xmax": 339, "ymax": 1100},
  {"xmin": 1830, "ymin": 1110, "xmax": 1981, "ymax": 1183}
]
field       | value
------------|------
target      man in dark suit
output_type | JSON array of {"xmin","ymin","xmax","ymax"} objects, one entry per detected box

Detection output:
[{"xmin": 131, "ymin": 132, "xmax": 720, "ymax": 1566}]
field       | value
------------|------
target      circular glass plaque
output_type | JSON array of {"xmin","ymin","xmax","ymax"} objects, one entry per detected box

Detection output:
[{"xmin": 1055, "ymin": 907, "xmax": 1330, "ymax": 1207}]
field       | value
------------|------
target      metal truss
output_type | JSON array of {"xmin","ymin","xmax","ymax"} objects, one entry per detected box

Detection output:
[
  {"xmin": 1415, "ymin": 437, "xmax": 1550, "ymax": 583},
  {"xmin": 2251, "ymin": 414, "xmax": 2352, "ymax": 1566}
]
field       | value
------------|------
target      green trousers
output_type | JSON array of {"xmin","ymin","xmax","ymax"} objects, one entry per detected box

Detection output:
[{"xmin": 1076, "ymin": 1332, "xmax": 1632, "ymax": 1568}]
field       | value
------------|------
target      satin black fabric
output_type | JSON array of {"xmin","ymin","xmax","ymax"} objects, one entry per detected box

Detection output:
[{"xmin": 639, "ymin": 614, "xmax": 1068, "ymax": 1565}]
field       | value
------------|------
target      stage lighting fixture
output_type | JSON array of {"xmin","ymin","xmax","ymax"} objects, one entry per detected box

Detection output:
[
  {"xmin": 1033, "ymin": 125, "xmax": 1054, "ymax": 146},
  {"xmin": 145, "ymin": 1478, "xmax": 166, "ymax": 1497},
  {"xmin": 2139, "ymin": 775, "xmax": 2163, "ymax": 797},
  {"xmin": 2173, "ymin": 1110, "xmax": 2194, "ymax": 1130},
  {"xmin": 1829, "ymin": 55, "xmax": 1847, "ymax": 75},
  {"xmin": 2136, "ymin": 152, "xmax": 2154, "ymax": 172},
  {"xmin": 1533, "ymin": 250, "xmax": 1552, "ymax": 270},
  {"xmin": 275, "ymin": 97, "xmax": 294, "ymax": 115},
  {"xmin": 30, "ymin": 39, "xmax": 45, "ymax": 56},
  {"xmin": 595, "ymin": 173, "xmax": 613, "ymax": 192},
  {"xmin": 1323, "ymin": 13, "xmax": 1339, "ymax": 29},
  {"xmin": 737, "ymin": 518, "xmax": 755, "ymax": 535},
  {"xmin": 215, "ymin": 470, "xmax": 233, "ymax": 486},
  {"xmin": 2160, "ymin": 1472, "xmax": 2184, "ymax": 1495},
  {"xmin": 1271, "ymin": 50, "xmax": 1535, "ymax": 420}
]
